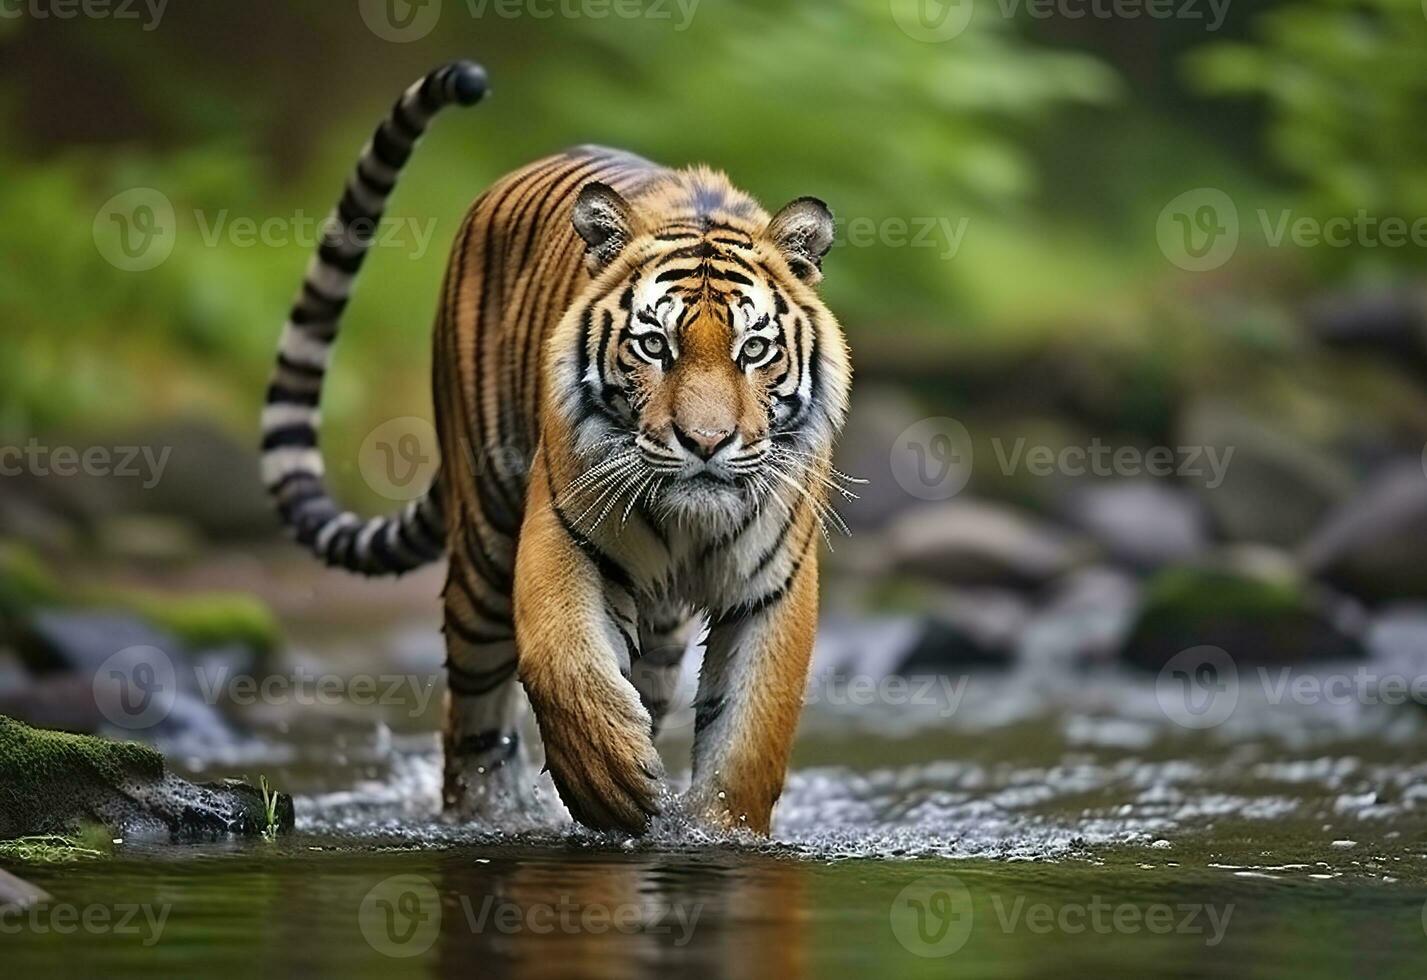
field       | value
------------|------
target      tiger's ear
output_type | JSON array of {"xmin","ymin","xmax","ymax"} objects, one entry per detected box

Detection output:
[
  {"xmin": 765, "ymin": 196, "xmax": 835, "ymax": 285},
  {"xmin": 573, "ymin": 182, "xmax": 635, "ymax": 272}
]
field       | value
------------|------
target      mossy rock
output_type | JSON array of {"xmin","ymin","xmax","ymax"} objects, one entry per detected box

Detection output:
[
  {"xmin": 0, "ymin": 544, "xmax": 280, "ymax": 668},
  {"xmin": 1121, "ymin": 564, "xmax": 1363, "ymax": 670},
  {"xmin": 0, "ymin": 715, "xmax": 293, "ymax": 841}
]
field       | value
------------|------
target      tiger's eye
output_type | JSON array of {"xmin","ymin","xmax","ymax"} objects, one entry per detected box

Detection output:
[
  {"xmin": 741, "ymin": 338, "xmax": 770, "ymax": 363},
  {"xmin": 637, "ymin": 334, "xmax": 667, "ymax": 360}
]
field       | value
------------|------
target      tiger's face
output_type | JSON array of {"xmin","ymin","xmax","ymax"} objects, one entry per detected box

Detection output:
[{"xmin": 552, "ymin": 172, "xmax": 849, "ymax": 530}]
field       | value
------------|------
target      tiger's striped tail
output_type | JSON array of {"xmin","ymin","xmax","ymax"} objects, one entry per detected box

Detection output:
[{"xmin": 260, "ymin": 60, "xmax": 488, "ymax": 575}]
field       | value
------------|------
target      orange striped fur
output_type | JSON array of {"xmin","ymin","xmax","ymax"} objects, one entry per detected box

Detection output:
[{"xmin": 262, "ymin": 61, "xmax": 852, "ymax": 835}]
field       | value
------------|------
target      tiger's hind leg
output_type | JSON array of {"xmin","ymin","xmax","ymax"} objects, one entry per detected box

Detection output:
[
  {"xmin": 631, "ymin": 606, "xmax": 699, "ymax": 739},
  {"xmin": 441, "ymin": 543, "xmax": 540, "ymax": 821}
]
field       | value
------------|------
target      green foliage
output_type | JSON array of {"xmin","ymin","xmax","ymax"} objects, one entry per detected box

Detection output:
[
  {"xmin": 0, "ymin": 0, "xmax": 1118, "ymax": 439},
  {"xmin": 1186, "ymin": 0, "xmax": 1427, "ymax": 264}
]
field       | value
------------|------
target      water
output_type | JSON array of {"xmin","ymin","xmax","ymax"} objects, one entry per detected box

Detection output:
[{"xmin": 7, "ymin": 647, "xmax": 1427, "ymax": 976}]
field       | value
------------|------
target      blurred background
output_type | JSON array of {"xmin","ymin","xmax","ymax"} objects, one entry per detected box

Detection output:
[
  {"xmin": 7, "ymin": 1, "xmax": 1427, "ymax": 974},
  {"xmin": 5, "ymin": 0, "xmax": 1427, "ymax": 686}
]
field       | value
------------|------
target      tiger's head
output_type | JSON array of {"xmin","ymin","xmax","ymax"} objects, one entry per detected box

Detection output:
[{"xmin": 551, "ymin": 166, "xmax": 851, "ymax": 531}]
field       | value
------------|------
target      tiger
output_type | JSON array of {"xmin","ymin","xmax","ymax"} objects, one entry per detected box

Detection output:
[{"xmin": 260, "ymin": 60, "xmax": 851, "ymax": 835}]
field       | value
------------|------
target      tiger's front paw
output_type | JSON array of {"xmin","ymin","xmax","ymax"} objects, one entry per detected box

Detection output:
[{"xmin": 529, "ymin": 681, "xmax": 664, "ymax": 834}]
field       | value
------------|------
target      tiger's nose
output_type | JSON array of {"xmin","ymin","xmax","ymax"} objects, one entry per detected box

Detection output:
[{"xmin": 672, "ymin": 424, "xmax": 735, "ymax": 460}]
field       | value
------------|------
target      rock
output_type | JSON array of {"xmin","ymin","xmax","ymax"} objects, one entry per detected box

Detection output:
[
  {"xmin": 1057, "ymin": 481, "xmax": 1209, "ymax": 570},
  {"xmin": 885, "ymin": 499, "xmax": 1086, "ymax": 589},
  {"xmin": 813, "ymin": 594, "xmax": 1022, "ymax": 681},
  {"xmin": 56, "ymin": 420, "xmax": 276, "ymax": 544},
  {"xmin": 897, "ymin": 615, "xmax": 1010, "ymax": 674},
  {"xmin": 1365, "ymin": 605, "xmax": 1427, "ymax": 664},
  {"xmin": 1120, "ymin": 553, "xmax": 1365, "ymax": 671},
  {"xmin": 1304, "ymin": 286, "xmax": 1427, "ymax": 384},
  {"xmin": 15, "ymin": 610, "xmax": 183, "ymax": 677},
  {"xmin": 813, "ymin": 615, "xmax": 923, "ymax": 680},
  {"xmin": 1302, "ymin": 461, "xmax": 1427, "ymax": 602},
  {"xmin": 0, "ymin": 868, "xmax": 51, "ymax": 914},
  {"xmin": 1178, "ymin": 400, "xmax": 1356, "ymax": 547},
  {"xmin": 0, "ymin": 715, "xmax": 292, "ymax": 840},
  {"xmin": 1019, "ymin": 566, "xmax": 1140, "ymax": 667},
  {"xmin": 0, "ymin": 616, "xmax": 243, "ymax": 747},
  {"xmin": 832, "ymin": 386, "xmax": 940, "ymax": 529}
]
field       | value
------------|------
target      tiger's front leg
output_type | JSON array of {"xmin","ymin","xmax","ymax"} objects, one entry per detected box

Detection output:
[
  {"xmin": 513, "ymin": 452, "xmax": 664, "ymax": 834},
  {"xmin": 689, "ymin": 537, "xmax": 819, "ymax": 834}
]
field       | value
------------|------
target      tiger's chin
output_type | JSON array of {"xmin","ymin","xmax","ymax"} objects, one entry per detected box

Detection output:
[{"xmin": 655, "ymin": 473, "xmax": 754, "ymax": 528}]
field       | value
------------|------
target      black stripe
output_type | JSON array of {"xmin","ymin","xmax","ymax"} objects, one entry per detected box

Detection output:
[
  {"xmin": 356, "ymin": 157, "xmax": 396, "ymax": 196},
  {"xmin": 275, "ymin": 353, "xmax": 325, "ymax": 379},
  {"xmin": 317, "ymin": 241, "xmax": 365, "ymax": 274},
  {"xmin": 261, "ymin": 425, "xmax": 317, "ymax": 450},
  {"xmin": 452, "ymin": 564, "xmax": 513, "ymax": 626},
  {"xmin": 370, "ymin": 123, "xmax": 413, "ymax": 170},
  {"xmin": 266, "ymin": 382, "xmax": 321, "ymax": 407},
  {"xmin": 446, "ymin": 659, "xmax": 517, "ymax": 698},
  {"xmin": 445, "ymin": 614, "xmax": 514, "ymax": 648},
  {"xmin": 388, "ymin": 95, "xmax": 426, "ymax": 141},
  {"xmin": 711, "ymin": 524, "xmax": 816, "ymax": 628}
]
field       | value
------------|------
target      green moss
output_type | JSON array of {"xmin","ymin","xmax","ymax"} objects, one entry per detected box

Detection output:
[
  {"xmin": 0, "ymin": 829, "xmax": 110, "ymax": 863},
  {"xmin": 127, "ymin": 593, "xmax": 279, "ymax": 659},
  {"xmin": 1141, "ymin": 566, "xmax": 1303, "ymax": 620},
  {"xmin": 0, "ymin": 715, "xmax": 165, "ymax": 840},
  {"xmin": 0, "ymin": 543, "xmax": 279, "ymax": 660},
  {"xmin": 0, "ymin": 715, "xmax": 164, "ymax": 788},
  {"xmin": 0, "ymin": 545, "xmax": 64, "ymax": 621}
]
